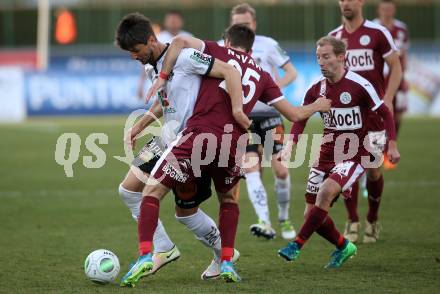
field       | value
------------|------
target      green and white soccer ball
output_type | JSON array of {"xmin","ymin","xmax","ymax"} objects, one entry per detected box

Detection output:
[{"xmin": 84, "ymin": 249, "xmax": 120, "ymax": 284}]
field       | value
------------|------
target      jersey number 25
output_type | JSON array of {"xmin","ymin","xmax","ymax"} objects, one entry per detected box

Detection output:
[{"xmin": 219, "ymin": 59, "xmax": 261, "ymax": 104}]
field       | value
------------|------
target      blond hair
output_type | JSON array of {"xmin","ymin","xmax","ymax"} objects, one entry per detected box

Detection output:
[
  {"xmin": 316, "ymin": 36, "xmax": 346, "ymax": 56},
  {"xmin": 230, "ymin": 3, "xmax": 256, "ymax": 21}
]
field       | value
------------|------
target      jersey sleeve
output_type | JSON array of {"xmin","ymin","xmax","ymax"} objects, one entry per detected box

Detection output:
[
  {"xmin": 259, "ymin": 72, "xmax": 284, "ymax": 105},
  {"xmin": 378, "ymin": 28, "xmax": 398, "ymax": 58},
  {"xmin": 175, "ymin": 48, "xmax": 215, "ymax": 76},
  {"xmin": 268, "ymin": 39, "xmax": 290, "ymax": 68},
  {"xmin": 202, "ymin": 40, "xmax": 221, "ymax": 55},
  {"xmin": 360, "ymin": 79, "xmax": 384, "ymax": 111},
  {"xmin": 302, "ymin": 86, "xmax": 318, "ymax": 106}
]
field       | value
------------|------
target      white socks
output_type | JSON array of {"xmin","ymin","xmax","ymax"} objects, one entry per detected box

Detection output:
[
  {"xmin": 245, "ymin": 171, "xmax": 271, "ymax": 224},
  {"xmin": 275, "ymin": 175, "xmax": 291, "ymax": 222},
  {"xmin": 176, "ymin": 209, "xmax": 222, "ymax": 262},
  {"xmin": 118, "ymin": 184, "xmax": 174, "ymax": 253}
]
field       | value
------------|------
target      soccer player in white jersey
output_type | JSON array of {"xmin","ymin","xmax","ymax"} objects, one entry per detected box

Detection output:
[
  {"xmin": 136, "ymin": 10, "xmax": 193, "ymax": 99},
  {"xmin": 115, "ymin": 13, "xmax": 244, "ymax": 280},
  {"xmin": 228, "ymin": 3, "xmax": 298, "ymax": 240},
  {"xmin": 329, "ymin": 0, "xmax": 402, "ymax": 244}
]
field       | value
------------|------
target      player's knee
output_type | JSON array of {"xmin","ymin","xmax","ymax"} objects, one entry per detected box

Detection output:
[
  {"xmin": 367, "ymin": 168, "xmax": 382, "ymax": 181},
  {"xmin": 274, "ymin": 167, "xmax": 289, "ymax": 179},
  {"xmin": 175, "ymin": 206, "xmax": 198, "ymax": 217},
  {"xmin": 316, "ymin": 181, "xmax": 339, "ymax": 206},
  {"xmin": 219, "ymin": 194, "xmax": 237, "ymax": 204},
  {"xmin": 121, "ymin": 173, "xmax": 144, "ymax": 193}
]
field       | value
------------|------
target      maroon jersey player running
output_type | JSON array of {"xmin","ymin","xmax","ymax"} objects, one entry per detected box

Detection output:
[
  {"xmin": 329, "ymin": 0, "xmax": 403, "ymax": 244},
  {"xmin": 122, "ymin": 24, "xmax": 331, "ymax": 285},
  {"xmin": 278, "ymin": 36, "xmax": 400, "ymax": 268}
]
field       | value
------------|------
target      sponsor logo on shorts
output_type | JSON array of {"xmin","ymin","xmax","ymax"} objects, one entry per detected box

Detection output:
[
  {"xmin": 260, "ymin": 117, "xmax": 283, "ymax": 130},
  {"xmin": 367, "ymin": 130, "xmax": 386, "ymax": 154},
  {"xmin": 330, "ymin": 161, "xmax": 354, "ymax": 178},
  {"xmin": 345, "ymin": 49, "xmax": 374, "ymax": 71},
  {"xmin": 323, "ymin": 107, "xmax": 362, "ymax": 130},
  {"xmin": 306, "ymin": 168, "xmax": 325, "ymax": 194},
  {"xmin": 225, "ymin": 177, "xmax": 235, "ymax": 185},
  {"xmin": 162, "ymin": 163, "xmax": 189, "ymax": 183}
]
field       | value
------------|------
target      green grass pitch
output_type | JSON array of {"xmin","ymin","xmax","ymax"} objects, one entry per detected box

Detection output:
[{"xmin": 0, "ymin": 116, "xmax": 439, "ymax": 293}]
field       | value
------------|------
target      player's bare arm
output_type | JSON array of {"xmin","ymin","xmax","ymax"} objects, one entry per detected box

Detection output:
[
  {"xmin": 126, "ymin": 99, "xmax": 163, "ymax": 149},
  {"xmin": 276, "ymin": 62, "xmax": 298, "ymax": 88},
  {"xmin": 383, "ymin": 51, "xmax": 403, "ymax": 110},
  {"xmin": 208, "ymin": 59, "xmax": 252, "ymax": 129},
  {"xmin": 146, "ymin": 38, "xmax": 251, "ymax": 129},
  {"xmin": 145, "ymin": 35, "xmax": 205, "ymax": 101},
  {"xmin": 271, "ymin": 97, "xmax": 331, "ymax": 122}
]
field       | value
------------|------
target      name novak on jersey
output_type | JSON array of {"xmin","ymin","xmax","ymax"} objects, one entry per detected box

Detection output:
[{"xmin": 226, "ymin": 48, "xmax": 262, "ymax": 70}]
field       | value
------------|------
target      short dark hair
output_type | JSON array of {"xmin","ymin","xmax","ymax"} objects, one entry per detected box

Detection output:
[
  {"xmin": 223, "ymin": 24, "xmax": 255, "ymax": 53},
  {"xmin": 316, "ymin": 36, "xmax": 346, "ymax": 56},
  {"xmin": 115, "ymin": 12, "xmax": 155, "ymax": 51}
]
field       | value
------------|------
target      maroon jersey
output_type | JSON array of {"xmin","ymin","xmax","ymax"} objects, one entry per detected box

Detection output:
[
  {"xmin": 329, "ymin": 20, "xmax": 397, "ymax": 97},
  {"xmin": 329, "ymin": 20, "xmax": 398, "ymax": 132},
  {"xmin": 303, "ymin": 70, "xmax": 383, "ymax": 164},
  {"xmin": 374, "ymin": 18, "xmax": 409, "ymax": 91},
  {"xmin": 186, "ymin": 41, "xmax": 284, "ymax": 140}
]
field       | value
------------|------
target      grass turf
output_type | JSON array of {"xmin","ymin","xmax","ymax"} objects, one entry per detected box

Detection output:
[{"xmin": 0, "ymin": 116, "xmax": 439, "ymax": 293}]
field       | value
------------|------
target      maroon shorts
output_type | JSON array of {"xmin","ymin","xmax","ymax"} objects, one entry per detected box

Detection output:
[
  {"xmin": 151, "ymin": 128, "xmax": 244, "ymax": 194},
  {"xmin": 305, "ymin": 160, "xmax": 365, "ymax": 205}
]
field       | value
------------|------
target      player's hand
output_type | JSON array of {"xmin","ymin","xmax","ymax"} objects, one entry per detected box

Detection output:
[
  {"xmin": 145, "ymin": 76, "xmax": 166, "ymax": 104},
  {"xmin": 315, "ymin": 96, "xmax": 332, "ymax": 112},
  {"xmin": 124, "ymin": 123, "xmax": 144, "ymax": 150},
  {"xmin": 233, "ymin": 109, "xmax": 252, "ymax": 130},
  {"xmin": 384, "ymin": 100, "xmax": 394, "ymax": 114},
  {"xmin": 387, "ymin": 140, "xmax": 400, "ymax": 164}
]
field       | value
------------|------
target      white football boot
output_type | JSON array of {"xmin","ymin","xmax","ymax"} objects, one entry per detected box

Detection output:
[{"xmin": 201, "ymin": 248, "xmax": 240, "ymax": 280}]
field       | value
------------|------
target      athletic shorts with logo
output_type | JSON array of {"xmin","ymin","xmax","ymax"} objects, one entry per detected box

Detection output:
[
  {"xmin": 305, "ymin": 159, "xmax": 365, "ymax": 206},
  {"xmin": 133, "ymin": 137, "xmax": 212, "ymax": 209},
  {"xmin": 151, "ymin": 127, "xmax": 245, "ymax": 194},
  {"xmin": 246, "ymin": 115, "xmax": 285, "ymax": 156}
]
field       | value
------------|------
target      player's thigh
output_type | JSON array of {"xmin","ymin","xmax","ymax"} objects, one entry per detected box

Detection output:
[
  {"xmin": 244, "ymin": 151, "xmax": 261, "ymax": 173},
  {"xmin": 316, "ymin": 178, "xmax": 342, "ymax": 210},
  {"xmin": 217, "ymin": 183, "xmax": 239, "ymax": 204},
  {"xmin": 121, "ymin": 167, "xmax": 147, "ymax": 192}
]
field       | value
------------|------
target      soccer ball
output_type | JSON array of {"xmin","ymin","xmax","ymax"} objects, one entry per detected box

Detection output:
[{"xmin": 84, "ymin": 249, "xmax": 120, "ymax": 284}]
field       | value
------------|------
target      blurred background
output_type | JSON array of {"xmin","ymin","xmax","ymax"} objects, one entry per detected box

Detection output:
[{"xmin": 1, "ymin": 0, "xmax": 440, "ymax": 121}]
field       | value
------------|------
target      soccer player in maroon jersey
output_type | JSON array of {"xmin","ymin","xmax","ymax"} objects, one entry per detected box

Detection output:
[
  {"xmin": 120, "ymin": 24, "xmax": 331, "ymax": 285},
  {"xmin": 374, "ymin": 0, "xmax": 409, "ymax": 169},
  {"xmin": 278, "ymin": 36, "xmax": 400, "ymax": 268},
  {"xmin": 330, "ymin": 0, "xmax": 403, "ymax": 243}
]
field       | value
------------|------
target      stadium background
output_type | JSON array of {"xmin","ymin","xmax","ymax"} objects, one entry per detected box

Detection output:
[{"xmin": 0, "ymin": 0, "xmax": 439, "ymax": 293}]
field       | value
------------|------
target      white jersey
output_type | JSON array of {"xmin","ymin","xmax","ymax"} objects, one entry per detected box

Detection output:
[
  {"xmin": 145, "ymin": 44, "xmax": 212, "ymax": 145},
  {"xmin": 220, "ymin": 35, "xmax": 290, "ymax": 117},
  {"xmin": 157, "ymin": 30, "xmax": 193, "ymax": 44}
]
